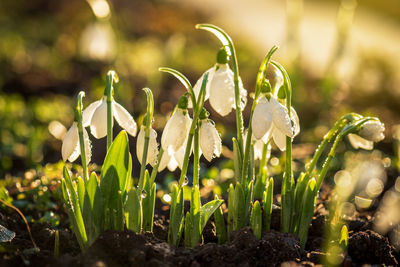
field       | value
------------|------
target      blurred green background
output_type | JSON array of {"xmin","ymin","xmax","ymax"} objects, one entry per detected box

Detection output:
[{"xmin": 0, "ymin": 0, "xmax": 399, "ymax": 177}]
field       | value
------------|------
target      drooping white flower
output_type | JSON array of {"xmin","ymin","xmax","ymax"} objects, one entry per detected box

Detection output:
[
  {"xmin": 252, "ymin": 96, "xmax": 299, "ymax": 151},
  {"xmin": 83, "ymin": 96, "xmax": 137, "ymax": 139},
  {"xmin": 348, "ymin": 120, "xmax": 385, "ymax": 150},
  {"xmin": 136, "ymin": 125, "xmax": 159, "ymax": 167},
  {"xmin": 61, "ymin": 122, "xmax": 92, "ymax": 163},
  {"xmin": 158, "ymin": 108, "xmax": 192, "ymax": 172},
  {"xmin": 199, "ymin": 119, "xmax": 222, "ymax": 162},
  {"xmin": 161, "ymin": 108, "xmax": 192, "ymax": 152},
  {"xmin": 191, "ymin": 64, "xmax": 247, "ymax": 116}
]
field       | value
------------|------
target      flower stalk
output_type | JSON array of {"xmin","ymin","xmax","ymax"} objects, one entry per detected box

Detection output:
[{"xmin": 105, "ymin": 70, "xmax": 119, "ymax": 150}]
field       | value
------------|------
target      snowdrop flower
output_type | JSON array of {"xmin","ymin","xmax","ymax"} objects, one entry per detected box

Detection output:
[
  {"xmin": 136, "ymin": 125, "xmax": 159, "ymax": 167},
  {"xmin": 159, "ymin": 98, "xmax": 192, "ymax": 171},
  {"xmin": 348, "ymin": 120, "xmax": 385, "ymax": 150},
  {"xmin": 62, "ymin": 122, "xmax": 92, "ymax": 163},
  {"xmin": 199, "ymin": 119, "xmax": 222, "ymax": 162},
  {"xmin": 191, "ymin": 63, "xmax": 247, "ymax": 116},
  {"xmin": 252, "ymin": 96, "xmax": 299, "ymax": 151},
  {"xmin": 82, "ymin": 96, "xmax": 137, "ymax": 139}
]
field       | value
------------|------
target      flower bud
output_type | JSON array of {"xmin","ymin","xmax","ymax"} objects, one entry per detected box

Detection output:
[{"xmin": 358, "ymin": 120, "xmax": 385, "ymax": 142}]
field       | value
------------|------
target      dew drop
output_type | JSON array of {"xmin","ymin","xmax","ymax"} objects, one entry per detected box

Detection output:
[
  {"xmin": 141, "ymin": 190, "xmax": 147, "ymax": 199},
  {"xmin": 183, "ymin": 177, "xmax": 189, "ymax": 186}
]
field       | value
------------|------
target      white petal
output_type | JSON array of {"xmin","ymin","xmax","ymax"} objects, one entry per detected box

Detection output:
[
  {"xmin": 270, "ymin": 97, "xmax": 294, "ymax": 138},
  {"xmin": 290, "ymin": 106, "xmax": 300, "ymax": 137},
  {"xmin": 199, "ymin": 120, "xmax": 222, "ymax": 162},
  {"xmin": 90, "ymin": 99, "xmax": 109, "ymax": 139},
  {"xmin": 62, "ymin": 123, "xmax": 79, "ymax": 162},
  {"xmin": 167, "ymin": 155, "xmax": 179, "ymax": 172},
  {"xmin": 83, "ymin": 128, "xmax": 92, "ymax": 164},
  {"xmin": 174, "ymin": 146, "xmax": 186, "ymax": 169},
  {"xmin": 158, "ymin": 152, "xmax": 170, "ymax": 172},
  {"xmin": 348, "ymin": 134, "xmax": 373, "ymax": 150},
  {"xmin": 252, "ymin": 97, "xmax": 273, "ymax": 140},
  {"xmin": 189, "ymin": 66, "xmax": 215, "ymax": 108},
  {"xmin": 253, "ymin": 138, "xmax": 264, "ymax": 160},
  {"xmin": 161, "ymin": 108, "xmax": 192, "ymax": 152},
  {"xmin": 359, "ymin": 121, "xmax": 385, "ymax": 142},
  {"xmin": 136, "ymin": 126, "xmax": 159, "ymax": 167},
  {"xmin": 82, "ymin": 99, "xmax": 103, "ymax": 127},
  {"xmin": 113, "ymin": 101, "xmax": 137, "ymax": 137},
  {"xmin": 272, "ymin": 126, "xmax": 287, "ymax": 151},
  {"xmin": 209, "ymin": 64, "xmax": 236, "ymax": 116}
]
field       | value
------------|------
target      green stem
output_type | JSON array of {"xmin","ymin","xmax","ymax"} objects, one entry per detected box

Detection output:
[
  {"xmin": 258, "ymin": 141, "xmax": 270, "ymax": 178},
  {"xmin": 76, "ymin": 91, "xmax": 88, "ymax": 182},
  {"xmin": 178, "ymin": 73, "xmax": 209, "ymax": 187},
  {"xmin": 150, "ymin": 147, "xmax": 164, "ymax": 185},
  {"xmin": 241, "ymin": 46, "xmax": 278, "ymax": 185},
  {"xmin": 271, "ymin": 61, "xmax": 293, "ymax": 233},
  {"xmin": 105, "ymin": 71, "xmax": 119, "ymax": 150},
  {"xmin": 195, "ymin": 24, "xmax": 244, "ymax": 154},
  {"xmin": 193, "ymin": 126, "xmax": 200, "ymax": 187},
  {"xmin": 138, "ymin": 88, "xmax": 154, "ymax": 193}
]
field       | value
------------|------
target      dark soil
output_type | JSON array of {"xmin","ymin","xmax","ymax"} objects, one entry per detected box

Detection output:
[{"xmin": 1, "ymin": 202, "xmax": 399, "ymax": 267}]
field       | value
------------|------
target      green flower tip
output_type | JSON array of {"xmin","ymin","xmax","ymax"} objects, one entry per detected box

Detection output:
[
  {"xmin": 277, "ymin": 85, "xmax": 286, "ymax": 99},
  {"xmin": 216, "ymin": 47, "xmax": 229, "ymax": 64},
  {"xmin": 199, "ymin": 108, "xmax": 209, "ymax": 120},
  {"xmin": 260, "ymin": 79, "xmax": 271, "ymax": 94},
  {"xmin": 74, "ymin": 91, "xmax": 86, "ymax": 122},
  {"xmin": 107, "ymin": 70, "xmax": 119, "ymax": 83},
  {"xmin": 178, "ymin": 95, "xmax": 189, "ymax": 109}
]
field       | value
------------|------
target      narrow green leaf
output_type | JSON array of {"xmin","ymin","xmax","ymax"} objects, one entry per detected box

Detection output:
[
  {"xmin": 234, "ymin": 183, "xmax": 246, "ymax": 230},
  {"xmin": 125, "ymin": 188, "xmax": 141, "ymax": 232},
  {"xmin": 142, "ymin": 172, "xmax": 156, "ymax": 232},
  {"xmin": 200, "ymin": 199, "xmax": 223, "ymax": 233},
  {"xmin": 190, "ymin": 185, "xmax": 201, "ymax": 247},
  {"xmin": 292, "ymin": 172, "xmax": 308, "ymax": 234},
  {"xmin": 339, "ymin": 225, "xmax": 349, "ymax": 249},
  {"xmin": 263, "ymin": 178, "xmax": 274, "ymax": 231},
  {"xmin": 61, "ymin": 170, "xmax": 87, "ymax": 250},
  {"xmin": 227, "ymin": 183, "xmax": 235, "ymax": 237},
  {"xmin": 77, "ymin": 177, "xmax": 85, "ymax": 214},
  {"xmin": 250, "ymin": 201, "xmax": 262, "ymax": 239},
  {"xmin": 232, "ymin": 138, "xmax": 242, "ymax": 182},
  {"xmin": 213, "ymin": 196, "xmax": 227, "ymax": 245},
  {"xmin": 298, "ymin": 178, "xmax": 317, "ymax": 249},
  {"xmin": 168, "ymin": 185, "xmax": 184, "ymax": 246},
  {"xmin": 184, "ymin": 212, "xmax": 192, "ymax": 248}
]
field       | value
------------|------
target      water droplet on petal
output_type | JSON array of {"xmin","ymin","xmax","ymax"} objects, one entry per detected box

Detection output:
[{"xmin": 141, "ymin": 190, "xmax": 147, "ymax": 199}]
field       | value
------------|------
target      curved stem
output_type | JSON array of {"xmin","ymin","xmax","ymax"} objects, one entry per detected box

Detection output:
[
  {"xmin": 105, "ymin": 70, "xmax": 119, "ymax": 150},
  {"xmin": 138, "ymin": 88, "xmax": 154, "ymax": 192},
  {"xmin": 76, "ymin": 91, "xmax": 88, "ymax": 182},
  {"xmin": 159, "ymin": 67, "xmax": 196, "ymax": 107},
  {"xmin": 178, "ymin": 72, "xmax": 209, "ymax": 187},
  {"xmin": 196, "ymin": 24, "xmax": 244, "ymax": 155},
  {"xmin": 241, "ymin": 46, "xmax": 278, "ymax": 184}
]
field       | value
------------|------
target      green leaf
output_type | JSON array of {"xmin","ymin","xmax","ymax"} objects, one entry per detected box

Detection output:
[
  {"xmin": 263, "ymin": 177, "xmax": 274, "ymax": 231},
  {"xmin": 200, "ymin": 199, "xmax": 223, "ymax": 233},
  {"xmin": 77, "ymin": 177, "xmax": 85, "ymax": 214},
  {"xmin": 339, "ymin": 225, "xmax": 349, "ymax": 249},
  {"xmin": 62, "ymin": 168, "xmax": 87, "ymax": 249},
  {"xmin": 0, "ymin": 224, "xmax": 15, "ymax": 242},
  {"xmin": 298, "ymin": 178, "xmax": 317, "ymax": 249},
  {"xmin": 250, "ymin": 201, "xmax": 262, "ymax": 239},
  {"xmin": 213, "ymin": 195, "xmax": 227, "ymax": 245},
  {"xmin": 101, "ymin": 130, "xmax": 131, "ymax": 195},
  {"xmin": 125, "ymin": 188, "xmax": 141, "ymax": 232},
  {"xmin": 227, "ymin": 183, "xmax": 235, "ymax": 237},
  {"xmin": 234, "ymin": 183, "xmax": 246, "ymax": 230},
  {"xmin": 168, "ymin": 185, "xmax": 184, "ymax": 246},
  {"xmin": 184, "ymin": 212, "xmax": 192, "ymax": 248},
  {"xmin": 142, "ymin": 171, "xmax": 156, "ymax": 232},
  {"xmin": 189, "ymin": 186, "xmax": 201, "ymax": 247},
  {"xmin": 232, "ymin": 138, "xmax": 242, "ymax": 181},
  {"xmin": 101, "ymin": 131, "xmax": 131, "ymax": 230}
]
